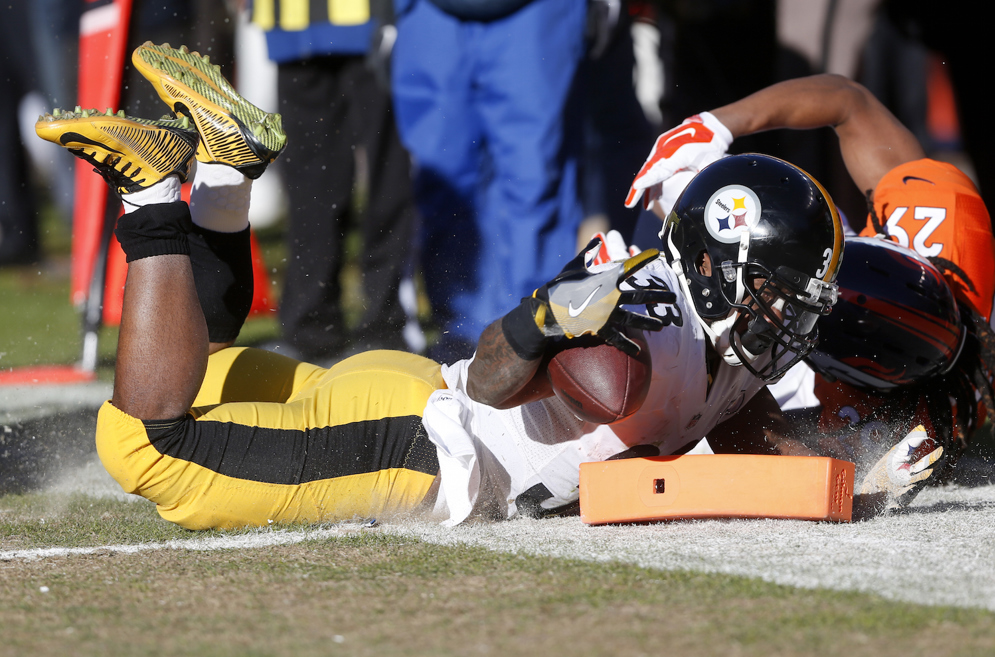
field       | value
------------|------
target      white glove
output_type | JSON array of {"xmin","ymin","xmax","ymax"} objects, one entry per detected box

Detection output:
[
  {"xmin": 859, "ymin": 425, "xmax": 944, "ymax": 511},
  {"xmin": 589, "ymin": 229, "xmax": 641, "ymax": 266},
  {"xmin": 625, "ymin": 111, "xmax": 733, "ymax": 212}
]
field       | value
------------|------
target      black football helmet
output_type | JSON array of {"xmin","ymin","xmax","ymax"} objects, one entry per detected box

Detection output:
[
  {"xmin": 661, "ymin": 154, "xmax": 844, "ymax": 381},
  {"xmin": 807, "ymin": 237, "xmax": 965, "ymax": 390}
]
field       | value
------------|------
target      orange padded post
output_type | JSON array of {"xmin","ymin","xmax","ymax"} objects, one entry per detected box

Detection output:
[
  {"xmin": 579, "ymin": 455, "xmax": 854, "ymax": 524},
  {"xmin": 73, "ymin": 0, "xmax": 133, "ymax": 308}
]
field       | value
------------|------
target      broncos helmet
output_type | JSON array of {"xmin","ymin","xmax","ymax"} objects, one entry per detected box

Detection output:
[
  {"xmin": 807, "ymin": 237, "xmax": 965, "ymax": 390},
  {"xmin": 661, "ymin": 154, "xmax": 844, "ymax": 381}
]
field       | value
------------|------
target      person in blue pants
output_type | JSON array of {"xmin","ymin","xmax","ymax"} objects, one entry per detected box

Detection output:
[{"xmin": 391, "ymin": 0, "xmax": 587, "ymax": 362}]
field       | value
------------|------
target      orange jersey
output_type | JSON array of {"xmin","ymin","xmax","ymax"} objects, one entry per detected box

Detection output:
[
  {"xmin": 812, "ymin": 375, "xmax": 942, "ymax": 461},
  {"xmin": 814, "ymin": 376, "xmax": 934, "ymax": 436},
  {"xmin": 860, "ymin": 159, "xmax": 995, "ymax": 322},
  {"xmin": 813, "ymin": 373, "xmax": 985, "ymax": 457}
]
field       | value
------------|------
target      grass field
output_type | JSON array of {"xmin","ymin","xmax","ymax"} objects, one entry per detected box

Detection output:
[
  {"xmin": 3, "ymin": 492, "xmax": 995, "ymax": 657},
  {"xmin": 3, "ymin": 207, "xmax": 995, "ymax": 656}
]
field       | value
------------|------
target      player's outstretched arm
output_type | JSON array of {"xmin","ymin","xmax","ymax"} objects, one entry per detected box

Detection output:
[
  {"xmin": 858, "ymin": 425, "xmax": 944, "ymax": 513},
  {"xmin": 467, "ymin": 237, "xmax": 674, "ymax": 409},
  {"xmin": 628, "ymin": 74, "xmax": 928, "ymax": 219},
  {"xmin": 466, "ymin": 318, "xmax": 551, "ymax": 409},
  {"xmin": 710, "ymin": 74, "xmax": 925, "ymax": 194}
]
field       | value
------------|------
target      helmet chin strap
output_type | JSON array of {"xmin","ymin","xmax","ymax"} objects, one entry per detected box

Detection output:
[
  {"xmin": 707, "ymin": 230, "xmax": 759, "ymax": 366},
  {"xmin": 707, "ymin": 310, "xmax": 750, "ymax": 365},
  {"xmin": 665, "ymin": 251, "xmax": 747, "ymax": 366},
  {"xmin": 700, "ymin": 305, "xmax": 768, "ymax": 367},
  {"xmin": 662, "ymin": 221, "xmax": 761, "ymax": 367}
]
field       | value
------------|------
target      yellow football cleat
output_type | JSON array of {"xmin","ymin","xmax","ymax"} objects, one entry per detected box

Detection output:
[
  {"xmin": 35, "ymin": 108, "xmax": 198, "ymax": 194},
  {"xmin": 132, "ymin": 41, "xmax": 286, "ymax": 179}
]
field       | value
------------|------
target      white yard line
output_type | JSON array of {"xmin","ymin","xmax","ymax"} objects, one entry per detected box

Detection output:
[
  {"xmin": 0, "ymin": 522, "xmax": 376, "ymax": 562},
  {"xmin": 391, "ymin": 484, "xmax": 995, "ymax": 612}
]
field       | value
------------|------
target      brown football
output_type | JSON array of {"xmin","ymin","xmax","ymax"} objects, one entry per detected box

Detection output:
[{"xmin": 546, "ymin": 332, "xmax": 652, "ymax": 424}]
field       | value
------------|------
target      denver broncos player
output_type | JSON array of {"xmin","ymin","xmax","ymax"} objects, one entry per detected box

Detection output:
[
  {"xmin": 626, "ymin": 74, "xmax": 994, "ymax": 500},
  {"xmin": 626, "ymin": 74, "xmax": 994, "ymax": 325},
  {"xmin": 792, "ymin": 238, "xmax": 987, "ymax": 479}
]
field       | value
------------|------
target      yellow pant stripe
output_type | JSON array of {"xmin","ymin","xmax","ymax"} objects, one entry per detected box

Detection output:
[
  {"xmin": 328, "ymin": 0, "xmax": 370, "ymax": 25},
  {"xmin": 252, "ymin": 0, "xmax": 276, "ymax": 30}
]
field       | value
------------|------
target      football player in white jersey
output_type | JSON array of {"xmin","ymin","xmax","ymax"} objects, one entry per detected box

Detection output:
[
  {"xmin": 623, "ymin": 74, "xmax": 982, "ymax": 510},
  {"xmin": 431, "ymin": 154, "xmax": 846, "ymax": 522}
]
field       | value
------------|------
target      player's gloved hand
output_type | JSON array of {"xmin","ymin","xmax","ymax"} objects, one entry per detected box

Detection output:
[
  {"xmin": 590, "ymin": 229, "xmax": 641, "ymax": 266},
  {"xmin": 625, "ymin": 111, "xmax": 733, "ymax": 212},
  {"xmin": 859, "ymin": 425, "xmax": 944, "ymax": 512},
  {"xmin": 501, "ymin": 238, "xmax": 675, "ymax": 359}
]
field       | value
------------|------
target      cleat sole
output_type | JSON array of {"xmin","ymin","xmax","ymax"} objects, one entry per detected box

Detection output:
[{"xmin": 35, "ymin": 109, "xmax": 198, "ymax": 194}]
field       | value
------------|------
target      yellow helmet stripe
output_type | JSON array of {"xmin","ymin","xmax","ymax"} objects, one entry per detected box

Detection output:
[{"xmin": 790, "ymin": 160, "xmax": 845, "ymax": 283}]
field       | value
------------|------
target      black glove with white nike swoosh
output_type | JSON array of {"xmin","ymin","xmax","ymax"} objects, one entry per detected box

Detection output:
[{"xmin": 501, "ymin": 238, "xmax": 675, "ymax": 359}]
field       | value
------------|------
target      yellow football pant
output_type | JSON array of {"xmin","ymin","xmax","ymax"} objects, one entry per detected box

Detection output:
[{"xmin": 96, "ymin": 347, "xmax": 444, "ymax": 530}]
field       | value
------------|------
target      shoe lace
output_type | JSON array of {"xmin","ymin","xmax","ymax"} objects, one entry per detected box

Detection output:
[{"xmin": 70, "ymin": 148, "xmax": 146, "ymax": 194}]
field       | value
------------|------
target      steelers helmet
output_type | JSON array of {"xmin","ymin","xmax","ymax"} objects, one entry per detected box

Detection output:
[
  {"xmin": 661, "ymin": 154, "xmax": 844, "ymax": 381},
  {"xmin": 807, "ymin": 237, "xmax": 965, "ymax": 390}
]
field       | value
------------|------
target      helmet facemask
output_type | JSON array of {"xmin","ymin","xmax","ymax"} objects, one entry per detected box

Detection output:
[
  {"xmin": 663, "ymin": 217, "xmax": 838, "ymax": 381},
  {"xmin": 724, "ymin": 261, "xmax": 837, "ymax": 381}
]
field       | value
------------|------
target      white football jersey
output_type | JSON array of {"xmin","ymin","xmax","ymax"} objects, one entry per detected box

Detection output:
[{"xmin": 421, "ymin": 258, "xmax": 770, "ymax": 525}]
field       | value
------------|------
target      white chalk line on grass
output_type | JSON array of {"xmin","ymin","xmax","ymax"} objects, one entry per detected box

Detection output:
[
  {"xmin": 0, "ymin": 522, "xmax": 376, "ymax": 562},
  {"xmin": 391, "ymin": 483, "xmax": 995, "ymax": 613}
]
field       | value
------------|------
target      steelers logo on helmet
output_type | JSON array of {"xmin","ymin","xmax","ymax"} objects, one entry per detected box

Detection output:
[
  {"xmin": 661, "ymin": 153, "xmax": 843, "ymax": 382},
  {"xmin": 704, "ymin": 185, "xmax": 762, "ymax": 244}
]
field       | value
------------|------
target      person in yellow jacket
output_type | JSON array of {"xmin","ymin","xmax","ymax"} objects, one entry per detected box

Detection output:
[{"xmin": 253, "ymin": 0, "xmax": 418, "ymax": 362}]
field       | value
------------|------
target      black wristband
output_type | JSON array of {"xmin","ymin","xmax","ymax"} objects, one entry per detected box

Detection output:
[
  {"xmin": 114, "ymin": 201, "xmax": 195, "ymax": 263},
  {"xmin": 501, "ymin": 297, "xmax": 548, "ymax": 361}
]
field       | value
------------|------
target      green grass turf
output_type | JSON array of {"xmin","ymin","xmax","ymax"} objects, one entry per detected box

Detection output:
[
  {"xmin": 0, "ymin": 204, "xmax": 102, "ymax": 371},
  {"xmin": 1, "ymin": 495, "xmax": 994, "ymax": 657},
  {"xmin": 0, "ymin": 265, "xmax": 98, "ymax": 371},
  {"xmin": 3, "ymin": 494, "xmax": 995, "ymax": 657},
  {"xmin": 0, "ymin": 493, "xmax": 190, "ymax": 549}
]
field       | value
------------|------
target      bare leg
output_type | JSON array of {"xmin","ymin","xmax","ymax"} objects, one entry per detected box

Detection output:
[
  {"xmin": 112, "ymin": 161, "xmax": 257, "ymax": 418},
  {"xmin": 112, "ymin": 253, "xmax": 209, "ymax": 420}
]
